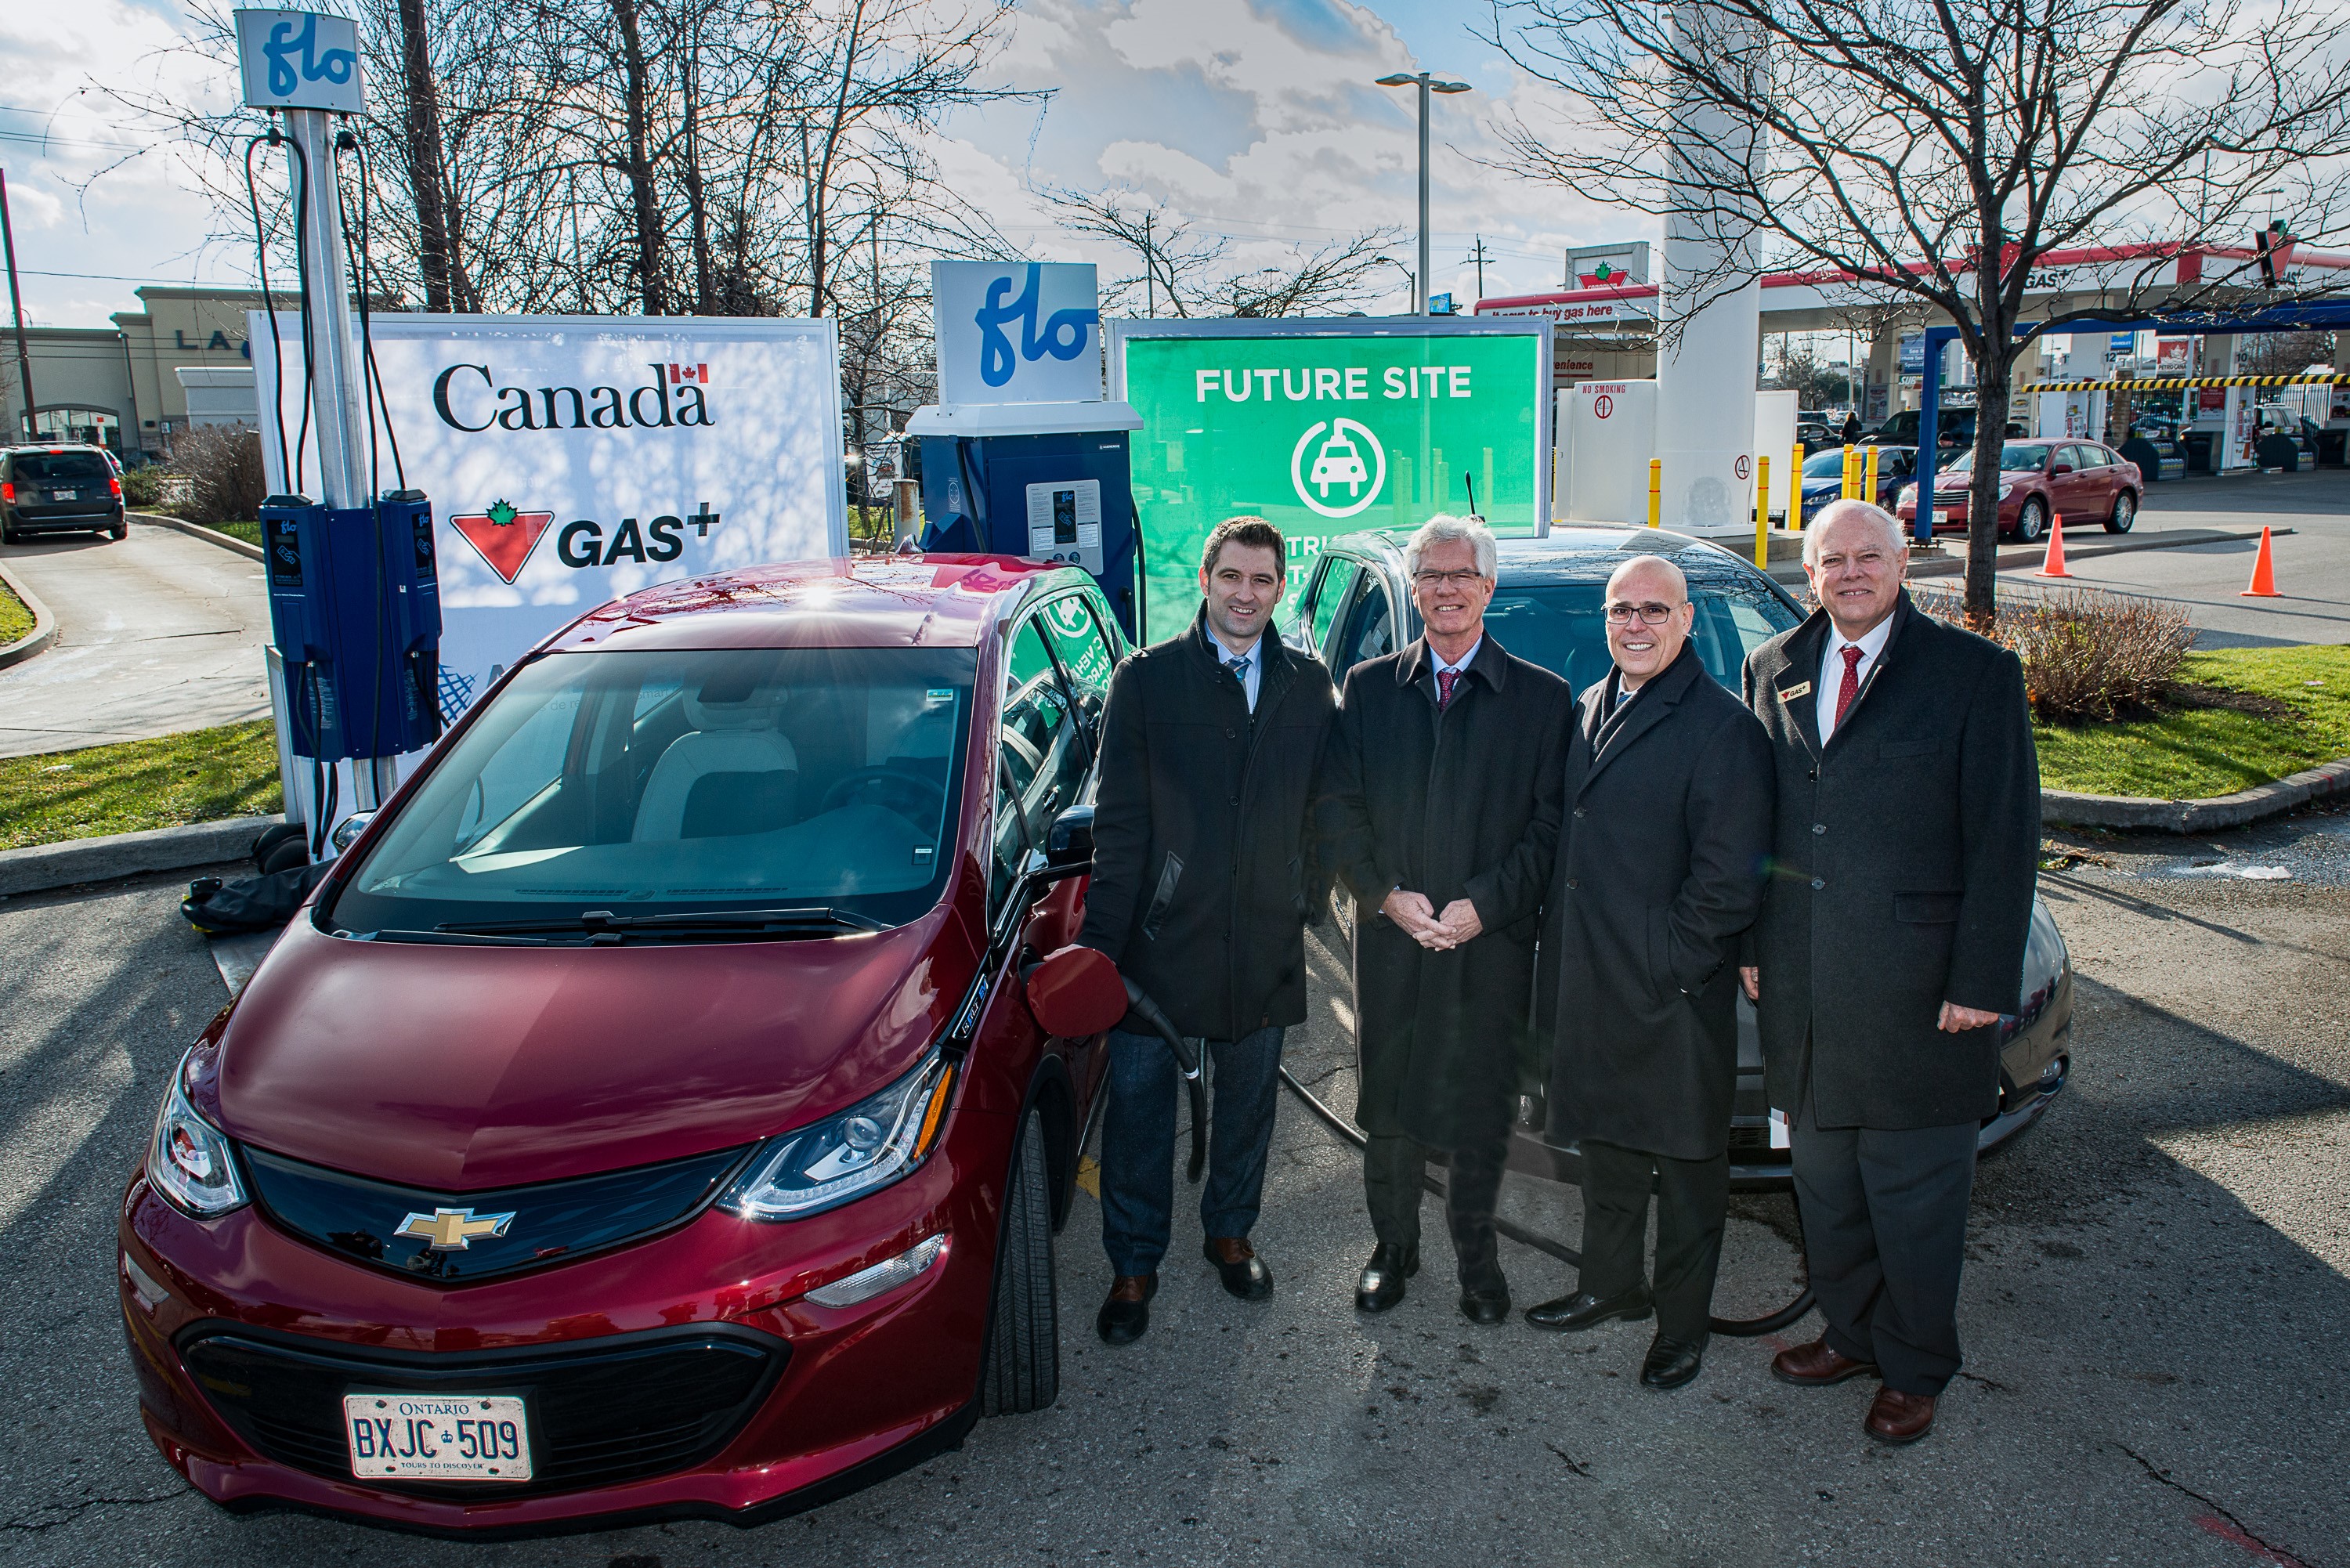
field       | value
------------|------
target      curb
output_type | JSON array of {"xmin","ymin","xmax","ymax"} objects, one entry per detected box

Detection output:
[
  {"xmin": 2042, "ymin": 757, "xmax": 2350, "ymax": 833},
  {"xmin": 0, "ymin": 815, "xmax": 284, "ymax": 899},
  {"xmin": 0, "ymin": 558, "xmax": 59, "ymax": 671},
  {"xmin": 133, "ymin": 511, "xmax": 266, "ymax": 562}
]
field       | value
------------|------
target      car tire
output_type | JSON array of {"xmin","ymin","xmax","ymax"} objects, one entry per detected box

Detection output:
[
  {"xmin": 109, "ymin": 520, "xmax": 128, "ymax": 540},
  {"xmin": 979, "ymin": 1109, "xmax": 1059, "ymax": 1417},
  {"xmin": 2012, "ymin": 498, "xmax": 2047, "ymax": 544},
  {"xmin": 2104, "ymin": 490, "xmax": 2135, "ymax": 534},
  {"xmin": 0, "ymin": 525, "xmax": 16, "ymax": 546}
]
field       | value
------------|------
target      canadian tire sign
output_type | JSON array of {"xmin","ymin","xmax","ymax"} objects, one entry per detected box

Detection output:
[
  {"xmin": 1109, "ymin": 320, "xmax": 1550, "ymax": 641},
  {"xmin": 253, "ymin": 313, "xmax": 847, "ymax": 726}
]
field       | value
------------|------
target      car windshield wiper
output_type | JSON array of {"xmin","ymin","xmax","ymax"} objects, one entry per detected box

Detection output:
[{"xmin": 432, "ymin": 906, "xmax": 888, "ymax": 940}]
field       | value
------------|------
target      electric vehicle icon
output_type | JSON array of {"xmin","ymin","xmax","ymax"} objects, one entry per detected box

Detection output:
[
  {"xmin": 120, "ymin": 556, "xmax": 1130, "ymax": 1533},
  {"xmin": 1290, "ymin": 417, "xmax": 1387, "ymax": 518},
  {"xmin": 1308, "ymin": 430, "xmax": 1369, "ymax": 497}
]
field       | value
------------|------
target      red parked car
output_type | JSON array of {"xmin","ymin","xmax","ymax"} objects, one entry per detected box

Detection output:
[
  {"xmin": 1895, "ymin": 439, "xmax": 2142, "ymax": 543},
  {"xmin": 119, "ymin": 556, "xmax": 1128, "ymax": 1533}
]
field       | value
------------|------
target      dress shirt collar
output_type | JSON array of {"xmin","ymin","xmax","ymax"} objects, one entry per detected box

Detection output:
[{"xmin": 1429, "ymin": 635, "xmax": 1484, "ymax": 677}]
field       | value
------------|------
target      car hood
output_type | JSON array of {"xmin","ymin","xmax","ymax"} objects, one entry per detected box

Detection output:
[
  {"xmin": 1932, "ymin": 468, "xmax": 2036, "ymax": 488},
  {"xmin": 209, "ymin": 909, "xmax": 969, "ymax": 1190}
]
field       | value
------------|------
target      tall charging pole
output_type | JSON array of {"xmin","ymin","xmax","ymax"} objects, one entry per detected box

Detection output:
[
  {"xmin": 1376, "ymin": 70, "xmax": 1472, "ymax": 315},
  {"xmin": 235, "ymin": 9, "xmax": 406, "ymax": 814}
]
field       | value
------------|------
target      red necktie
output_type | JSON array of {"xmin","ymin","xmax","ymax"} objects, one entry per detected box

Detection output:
[
  {"xmin": 1833, "ymin": 645, "xmax": 1865, "ymax": 732},
  {"xmin": 1437, "ymin": 668, "xmax": 1459, "ymax": 710}
]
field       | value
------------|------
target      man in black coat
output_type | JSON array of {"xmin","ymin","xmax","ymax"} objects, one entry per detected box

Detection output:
[
  {"xmin": 1318, "ymin": 515, "xmax": 1571, "ymax": 1324},
  {"xmin": 1079, "ymin": 516, "xmax": 1338, "ymax": 1345},
  {"xmin": 1524, "ymin": 553, "xmax": 1772, "ymax": 1390},
  {"xmin": 1740, "ymin": 500, "xmax": 2039, "ymax": 1444}
]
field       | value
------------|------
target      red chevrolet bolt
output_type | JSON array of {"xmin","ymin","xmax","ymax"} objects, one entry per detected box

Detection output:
[{"xmin": 118, "ymin": 556, "xmax": 1129, "ymax": 1533}]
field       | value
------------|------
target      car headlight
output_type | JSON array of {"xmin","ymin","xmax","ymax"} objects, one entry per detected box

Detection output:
[
  {"xmin": 718, "ymin": 1050, "xmax": 956, "ymax": 1221},
  {"xmin": 147, "ymin": 1050, "xmax": 249, "ymax": 1219},
  {"xmin": 1896, "ymin": 484, "xmax": 1918, "ymax": 506},
  {"xmin": 1998, "ymin": 482, "xmax": 2016, "ymax": 499}
]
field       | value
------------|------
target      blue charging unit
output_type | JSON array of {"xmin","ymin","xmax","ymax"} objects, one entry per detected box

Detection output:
[
  {"xmin": 907, "ymin": 403, "xmax": 1146, "ymax": 641},
  {"xmin": 260, "ymin": 493, "xmax": 445, "ymax": 761}
]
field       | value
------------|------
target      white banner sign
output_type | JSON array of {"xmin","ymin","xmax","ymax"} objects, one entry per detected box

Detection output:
[{"xmin": 251, "ymin": 312, "xmax": 847, "ymax": 733}]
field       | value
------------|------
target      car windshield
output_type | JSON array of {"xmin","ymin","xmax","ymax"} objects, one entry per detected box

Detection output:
[
  {"xmin": 1801, "ymin": 450, "xmax": 1853, "ymax": 479},
  {"xmin": 331, "ymin": 645, "xmax": 974, "ymax": 935},
  {"xmin": 1482, "ymin": 574, "xmax": 1803, "ymax": 696},
  {"xmin": 13, "ymin": 452, "xmax": 112, "ymax": 483},
  {"xmin": 1941, "ymin": 443, "xmax": 2052, "ymax": 475}
]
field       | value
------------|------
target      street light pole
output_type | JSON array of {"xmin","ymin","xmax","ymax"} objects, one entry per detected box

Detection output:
[{"xmin": 1376, "ymin": 70, "xmax": 1470, "ymax": 315}]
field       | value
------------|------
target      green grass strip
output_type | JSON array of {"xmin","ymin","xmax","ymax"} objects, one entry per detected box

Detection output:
[
  {"xmin": 0, "ymin": 574, "xmax": 32, "ymax": 645},
  {"xmin": 0, "ymin": 719, "xmax": 284, "ymax": 852},
  {"xmin": 209, "ymin": 519, "xmax": 264, "ymax": 547},
  {"xmin": 2035, "ymin": 645, "xmax": 2350, "ymax": 799}
]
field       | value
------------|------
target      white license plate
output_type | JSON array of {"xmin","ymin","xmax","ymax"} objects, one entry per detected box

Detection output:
[
  {"xmin": 1931, "ymin": 508, "xmax": 1950, "ymax": 523},
  {"xmin": 342, "ymin": 1393, "xmax": 533, "ymax": 1481},
  {"xmin": 51, "ymin": 490, "xmax": 76, "ymax": 501}
]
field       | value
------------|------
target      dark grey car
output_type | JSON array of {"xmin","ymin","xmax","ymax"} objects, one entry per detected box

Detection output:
[
  {"xmin": 2, "ymin": 445, "xmax": 128, "ymax": 543},
  {"xmin": 1285, "ymin": 524, "xmax": 2073, "ymax": 1189}
]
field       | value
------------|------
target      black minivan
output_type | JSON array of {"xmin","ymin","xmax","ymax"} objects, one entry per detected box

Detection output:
[{"xmin": 2, "ymin": 445, "xmax": 128, "ymax": 543}]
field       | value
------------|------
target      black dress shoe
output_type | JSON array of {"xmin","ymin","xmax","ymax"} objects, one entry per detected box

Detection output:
[
  {"xmin": 1458, "ymin": 1279, "xmax": 1512, "ymax": 1325},
  {"xmin": 1523, "ymin": 1285, "xmax": 1655, "ymax": 1332},
  {"xmin": 1354, "ymin": 1242, "xmax": 1419, "ymax": 1313},
  {"xmin": 1095, "ymin": 1274, "xmax": 1158, "ymax": 1346},
  {"xmin": 1202, "ymin": 1237, "xmax": 1273, "ymax": 1301},
  {"xmin": 1640, "ymin": 1333, "xmax": 1706, "ymax": 1389}
]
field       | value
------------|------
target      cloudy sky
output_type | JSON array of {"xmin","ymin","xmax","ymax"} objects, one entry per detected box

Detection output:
[{"xmin": 0, "ymin": 0, "xmax": 1642, "ymax": 330}]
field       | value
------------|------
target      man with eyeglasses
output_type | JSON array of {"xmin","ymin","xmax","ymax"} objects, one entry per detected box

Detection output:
[
  {"xmin": 1318, "ymin": 514, "xmax": 1571, "ymax": 1324},
  {"xmin": 1079, "ymin": 516, "xmax": 1338, "ymax": 1346},
  {"xmin": 1740, "ymin": 500, "xmax": 2038, "ymax": 1445},
  {"xmin": 1524, "ymin": 552, "xmax": 1771, "ymax": 1390}
]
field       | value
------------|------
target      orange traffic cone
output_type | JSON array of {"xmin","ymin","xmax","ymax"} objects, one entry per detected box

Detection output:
[
  {"xmin": 2035, "ymin": 513, "xmax": 2072, "ymax": 578},
  {"xmin": 2240, "ymin": 526, "xmax": 2281, "ymax": 598}
]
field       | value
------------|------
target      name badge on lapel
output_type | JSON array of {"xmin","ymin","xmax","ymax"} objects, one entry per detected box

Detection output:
[{"xmin": 1780, "ymin": 680, "xmax": 1813, "ymax": 701}]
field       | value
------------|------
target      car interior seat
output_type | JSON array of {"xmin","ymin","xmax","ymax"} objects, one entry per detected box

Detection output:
[{"xmin": 633, "ymin": 678, "xmax": 799, "ymax": 840}]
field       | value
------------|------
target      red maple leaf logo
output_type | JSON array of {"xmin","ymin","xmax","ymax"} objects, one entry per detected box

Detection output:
[{"xmin": 449, "ymin": 500, "xmax": 555, "ymax": 584}]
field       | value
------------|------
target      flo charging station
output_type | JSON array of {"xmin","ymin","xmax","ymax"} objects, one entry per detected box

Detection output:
[
  {"xmin": 909, "ymin": 262, "xmax": 1146, "ymax": 639},
  {"xmin": 1108, "ymin": 318, "xmax": 1553, "ymax": 641}
]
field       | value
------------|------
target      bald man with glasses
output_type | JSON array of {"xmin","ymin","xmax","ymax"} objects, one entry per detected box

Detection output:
[{"xmin": 1527, "ymin": 553, "xmax": 1772, "ymax": 1389}]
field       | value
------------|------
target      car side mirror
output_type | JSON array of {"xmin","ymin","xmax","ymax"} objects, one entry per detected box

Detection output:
[
  {"xmin": 331, "ymin": 811, "xmax": 376, "ymax": 854},
  {"xmin": 2051, "ymin": 462, "xmax": 2073, "ymax": 475},
  {"xmin": 1045, "ymin": 802, "xmax": 1094, "ymax": 869},
  {"xmin": 1025, "ymin": 943, "xmax": 1127, "ymax": 1038}
]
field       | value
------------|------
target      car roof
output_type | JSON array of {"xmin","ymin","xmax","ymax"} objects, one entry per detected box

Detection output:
[
  {"xmin": 540, "ymin": 554, "xmax": 1088, "ymax": 654},
  {"xmin": 1325, "ymin": 524, "xmax": 1801, "ymax": 594}
]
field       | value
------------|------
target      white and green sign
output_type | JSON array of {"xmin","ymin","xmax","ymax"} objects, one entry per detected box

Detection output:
[{"xmin": 1109, "ymin": 320, "xmax": 1551, "ymax": 641}]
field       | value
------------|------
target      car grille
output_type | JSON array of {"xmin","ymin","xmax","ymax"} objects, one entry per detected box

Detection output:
[
  {"xmin": 240, "ymin": 1143, "xmax": 751, "ymax": 1285},
  {"xmin": 179, "ymin": 1324, "xmax": 786, "ymax": 1498}
]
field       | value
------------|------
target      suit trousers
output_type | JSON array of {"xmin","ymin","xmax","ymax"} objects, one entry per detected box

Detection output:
[
  {"xmin": 1100, "ymin": 1025, "xmax": 1283, "ymax": 1278},
  {"xmin": 1791, "ymin": 1086, "xmax": 1978, "ymax": 1396},
  {"xmin": 1576, "ymin": 1138, "xmax": 1730, "ymax": 1343},
  {"xmin": 1363, "ymin": 1133, "xmax": 1512, "ymax": 1287}
]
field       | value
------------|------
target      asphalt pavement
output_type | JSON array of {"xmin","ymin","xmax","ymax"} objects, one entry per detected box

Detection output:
[
  {"xmin": 4, "ymin": 805, "xmax": 2347, "ymax": 1566},
  {"xmin": 0, "ymin": 521, "xmax": 270, "ymax": 757}
]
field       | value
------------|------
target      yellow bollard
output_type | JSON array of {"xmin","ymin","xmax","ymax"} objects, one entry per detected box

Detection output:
[
  {"xmin": 1864, "ymin": 444, "xmax": 1880, "ymax": 508},
  {"xmin": 1791, "ymin": 442, "xmax": 1805, "ymax": 529},
  {"xmin": 1842, "ymin": 446, "xmax": 1858, "ymax": 500},
  {"xmin": 1754, "ymin": 454, "xmax": 1770, "ymax": 569},
  {"xmin": 1647, "ymin": 457, "xmax": 1661, "ymax": 528}
]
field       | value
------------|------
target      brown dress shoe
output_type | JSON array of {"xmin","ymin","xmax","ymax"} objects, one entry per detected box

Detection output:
[
  {"xmin": 1770, "ymin": 1337, "xmax": 1881, "ymax": 1387},
  {"xmin": 1864, "ymin": 1386, "xmax": 1937, "ymax": 1444},
  {"xmin": 1096, "ymin": 1274, "xmax": 1158, "ymax": 1346},
  {"xmin": 1202, "ymin": 1237, "xmax": 1273, "ymax": 1300}
]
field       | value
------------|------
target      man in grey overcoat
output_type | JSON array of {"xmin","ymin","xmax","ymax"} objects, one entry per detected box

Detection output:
[
  {"xmin": 1526, "ymin": 552, "xmax": 1773, "ymax": 1389},
  {"xmin": 1317, "ymin": 515, "xmax": 1571, "ymax": 1324},
  {"xmin": 1741, "ymin": 500, "xmax": 2040, "ymax": 1445}
]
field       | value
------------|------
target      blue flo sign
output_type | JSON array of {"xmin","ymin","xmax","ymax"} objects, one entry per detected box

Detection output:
[
  {"xmin": 234, "ymin": 9, "xmax": 365, "ymax": 114},
  {"xmin": 933, "ymin": 262, "xmax": 1103, "ymax": 405}
]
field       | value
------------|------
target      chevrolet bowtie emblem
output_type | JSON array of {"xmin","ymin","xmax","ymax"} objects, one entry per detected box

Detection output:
[{"xmin": 395, "ymin": 1206, "xmax": 516, "ymax": 1251}]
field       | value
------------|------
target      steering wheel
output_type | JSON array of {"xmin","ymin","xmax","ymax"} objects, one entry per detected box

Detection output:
[{"xmin": 818, "ymin": 767, "xmax": 947, "ymax": 828}]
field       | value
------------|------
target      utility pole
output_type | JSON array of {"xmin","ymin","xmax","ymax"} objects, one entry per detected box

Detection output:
[
  {"xmin": 0, "ymin": 169, "xmax": 37, "ymax": 442},
  {"xmin": 1143, "ymin": 211, "xmax": 1155, "ymax": 318},
  {"xmin": 1466, "ymin": 235, "xmax": 1491, "ymax": 304},
  {"xmin": 1375, "ymin": 70, "xmax": 1471, "ymax": 314}
]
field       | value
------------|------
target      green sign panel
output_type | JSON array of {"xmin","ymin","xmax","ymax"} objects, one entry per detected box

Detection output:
[{"xmin": 1115, "ymin": 325, "xmax": 1549, "ymax": 641}]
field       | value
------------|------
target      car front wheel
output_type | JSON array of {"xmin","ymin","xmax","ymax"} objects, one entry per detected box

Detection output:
[
  {"xmin": 979, "ymin": 1108, "xmax": 1059, "ymax": 1416},
  {"xmin": 2012, "ymin": 498, "xmax": 2048, "ymax": 544},
  {"xmin": 2105, "ymin": 490, "xmax": 2136, "ymax": 534}
]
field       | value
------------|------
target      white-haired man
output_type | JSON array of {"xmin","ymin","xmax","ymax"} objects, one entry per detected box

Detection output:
[
  {"xmin": 1740, "ymin": 500, "xmax": 2039, "ymax": 1444},
  {"xmin": 1318, "ymin": 515, "xmax": 1571, "ymax": 1322}
]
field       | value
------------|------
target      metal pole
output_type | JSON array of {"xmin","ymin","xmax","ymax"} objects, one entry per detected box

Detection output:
[
  {"xmin": 1417, "ymin": 76, "xmax": 1431, "ymax": 316},
  {"xmin": 0, "ymin": 168, "xmax": 38, "ymax": 441}
]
